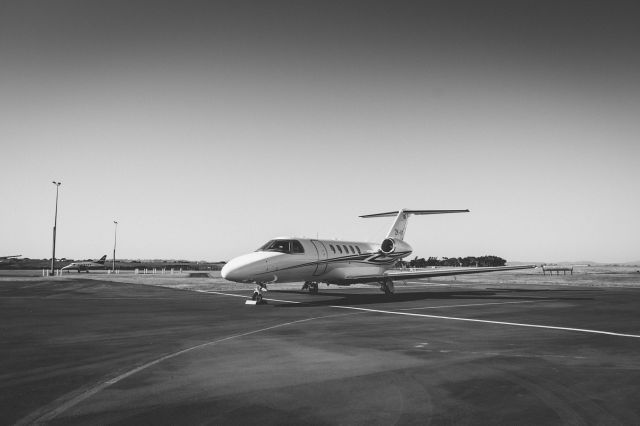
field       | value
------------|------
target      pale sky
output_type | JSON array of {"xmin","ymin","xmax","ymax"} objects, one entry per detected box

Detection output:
[{"xmin": 1, "ymin": 1, "xmax": 639, "ymax": 263}]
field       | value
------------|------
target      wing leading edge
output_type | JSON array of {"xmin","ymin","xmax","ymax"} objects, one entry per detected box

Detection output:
[{"xmin": 337, "ymin": 264, "xmax": 537, "ymax": 285}]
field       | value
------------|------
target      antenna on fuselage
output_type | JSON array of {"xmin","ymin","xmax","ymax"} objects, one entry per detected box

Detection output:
[{"xmin": 359, "ymin": 209, "xmax": 469, "ymax": 241}]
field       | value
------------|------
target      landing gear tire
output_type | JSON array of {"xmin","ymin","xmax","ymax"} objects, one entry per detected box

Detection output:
[
  {"xmin": 380, "ymin": 279, "xmax": 395, "ymax": 295},
  {"xmin": 303, "ymin": 281, "xmax": 319, "ymax": 294},
  {"xmin": 252, "ymin": 284, "xmax": 267, "ymax": 304}
]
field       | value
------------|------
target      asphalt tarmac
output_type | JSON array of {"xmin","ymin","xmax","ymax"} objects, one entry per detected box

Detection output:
[{"xmin": 1, "ymin": 278, "xmax": 639, "ymax": 425}]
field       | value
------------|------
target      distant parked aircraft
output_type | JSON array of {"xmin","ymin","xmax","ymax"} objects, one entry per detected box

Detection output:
[
  {"xmin": 61, "ymin": 255, "xmax": 107, "ymax": 273},
  {"xmin": 0, "ymin": 255, "xmax": 21, "ymax": 262},
  {"xmin": 221, "ymin": 209, "xmax": 536, "ymax": 301}
]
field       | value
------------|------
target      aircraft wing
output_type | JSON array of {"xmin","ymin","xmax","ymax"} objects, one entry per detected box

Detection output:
[{"xmin": 338, "ymin": 264, "xmax": 537, "ymax": 284}]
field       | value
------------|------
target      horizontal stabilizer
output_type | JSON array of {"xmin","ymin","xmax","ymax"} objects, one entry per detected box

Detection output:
[
  {"xmin": 360, "ymin": 210, "xmax": 469, "ymax": 218},
  {"xmin": 360, "ymin": 209, "xmax": 470, "ymax": 240}
]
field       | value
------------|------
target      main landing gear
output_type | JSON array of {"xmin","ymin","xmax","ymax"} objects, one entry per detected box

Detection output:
[
  {"xmin": 379, "ymin": 279, "xmax": 395, "ymax": 295},
  {"xmin": 301, "ymin": 281, "xmax": 319, "ymax": 294}
]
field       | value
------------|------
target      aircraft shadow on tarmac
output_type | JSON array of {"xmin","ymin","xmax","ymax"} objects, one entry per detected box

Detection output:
[{"xmin": 270, "ymin": 288, "xmax": 595, "ymax": 308}]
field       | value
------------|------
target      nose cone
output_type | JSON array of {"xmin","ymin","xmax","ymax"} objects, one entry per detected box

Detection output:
[
  {"xmin": 220, "ymin": 263, "xmax": 230, "ymax": 279},
  {"xmin": 221, "ymin": 252, "xmax": 280, "ymax": 283},
  {"xmin": 220, "ymin": 259, "xmax": 242, "ymax": 282}
]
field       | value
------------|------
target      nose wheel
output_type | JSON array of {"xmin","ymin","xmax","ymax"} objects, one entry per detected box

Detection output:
[{"xmin": 252, "ymin": 284, "xmax": 268, "ymax": 304}]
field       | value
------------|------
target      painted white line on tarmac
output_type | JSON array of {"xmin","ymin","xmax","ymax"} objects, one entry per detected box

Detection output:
[
  {"xmin": 405, "ymin": 281, "xmax": 450, "ymax": 286},
  {"xmin": 397, "ymin": 300, "xmax": 543, "ymax": 311},
  {"xmin": 332, "ymin": 306, "xmax": 640, "ymax": 339},
  {"xmin": 413, "ymin": 348, "xmax": 587, "ymax": 360},
  {"xmin": 195, "ymin": 290, "xmax": 301, "ymax": 304},
  {"xmin": 194, "ymin": 290, "xmax": 248, "ymax": 298},
  {"xmin": 17, "ymin": 312, "xmax": 353, "ymax": 425},
  {"xmin": 398, "ymin": 283, "xmax": 485, "ymax": 289},
  {"xmin": 261, "ymin": 298, "xmax": 301, "ymax": 304}
]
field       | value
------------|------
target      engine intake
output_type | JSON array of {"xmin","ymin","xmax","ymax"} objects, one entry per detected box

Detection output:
[{"xmin": 380, "ymin": 238, "xmax": 412, "ymax": 255}]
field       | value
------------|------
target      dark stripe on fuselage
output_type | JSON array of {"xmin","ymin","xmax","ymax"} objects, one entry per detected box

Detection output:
[{"xmin": 251, "ymin": 251, "xmax": 410, "ymax": 278}]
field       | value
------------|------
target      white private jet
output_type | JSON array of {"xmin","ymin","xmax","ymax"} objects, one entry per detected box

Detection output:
[
  {"xmin": 0, "ymin": 255, "xmax": 21, "ymax": 262},
  {"xmin": 61, "ymin": 255, "xmax": 107, "ymax": 273},
  {"xmin": 221, "ymin": 209, "xmax": 536, "ymax": 301}
]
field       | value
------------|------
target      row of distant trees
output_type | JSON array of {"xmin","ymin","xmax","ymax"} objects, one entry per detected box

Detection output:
[{"xmin": 398, "ymin": 256, "xmax": 507, "ymax": 268}]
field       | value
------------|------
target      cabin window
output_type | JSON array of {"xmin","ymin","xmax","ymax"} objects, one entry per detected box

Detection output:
[
  {"xmin": 337, "ymin": 245, "xmax": 343, "ymax": 254},
  {"xmin": 329, "ymin": 244, "xmax": 336, "ymax": 253},
  {"xmin": 349, "ymin": 245, "xmax": 355, "ymax": 254}
]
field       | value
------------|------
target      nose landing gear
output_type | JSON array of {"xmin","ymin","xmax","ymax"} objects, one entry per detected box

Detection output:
[{"xmin": 251, "ymin": 283, "xmax": 268, "ymax": 304}]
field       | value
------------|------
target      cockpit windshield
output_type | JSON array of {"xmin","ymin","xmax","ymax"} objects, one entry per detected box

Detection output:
[{"xmin": 257, "ymin": 239, "xmax": 305, "ymax": 254}]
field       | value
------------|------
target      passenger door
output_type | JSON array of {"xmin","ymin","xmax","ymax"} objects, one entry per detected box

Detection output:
[{"xmin": 310, "ymin": 240, "xmax": 328, "ymax": 276}]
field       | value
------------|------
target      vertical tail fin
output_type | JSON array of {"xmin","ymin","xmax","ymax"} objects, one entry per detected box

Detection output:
[
  {"xmin": 96, "ymin": 255, "xmax": 107, "ymax": 264},
  {"xmin": 359, "ymin": 209, "xmax": 470, "ymax": 241}
]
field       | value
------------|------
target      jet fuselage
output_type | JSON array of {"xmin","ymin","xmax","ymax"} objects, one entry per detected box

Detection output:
[{"xmin": 221, "ymin": 238, "xmax": 411, "ymax": 285}]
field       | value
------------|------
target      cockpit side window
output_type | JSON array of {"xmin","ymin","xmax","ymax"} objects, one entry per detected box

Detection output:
[
  {"xmin": 273, "ymin": 240, "xmax": 291, "ymax": 252},
  {"xmin": 257, "ymin": 239, "xmax": 304, "ymax": 254},
  {"xmin": 291, "ymin": 240, "xmax": 305, "ymax": 254},
  {"xmin": 258, "ymin": 240, "xmax": 290, "ymax": 253}
]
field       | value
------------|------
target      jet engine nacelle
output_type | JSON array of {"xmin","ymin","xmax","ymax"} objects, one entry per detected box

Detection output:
[{"xmin": 380, "ymin": 238, "xmax": 413, "ymax": 255}]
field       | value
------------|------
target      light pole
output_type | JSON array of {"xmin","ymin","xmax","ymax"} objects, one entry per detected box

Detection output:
[
  {"xmin": 112, "ymin": 221, "xmax": 118, "ymax": 272},
  {"xmin": 51, "ymin": 181, "xmax": 61, "ymax": 275}
]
